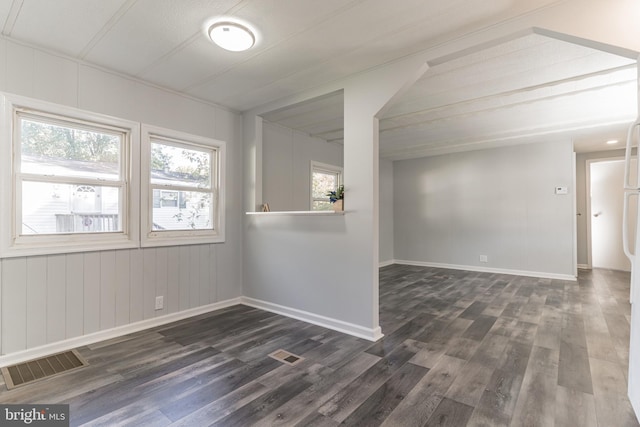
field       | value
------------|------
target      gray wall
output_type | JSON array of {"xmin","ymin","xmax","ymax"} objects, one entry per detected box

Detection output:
[
  {"xmin": 575, "ymin": 148, "xmax": 626, "ymax": 267},
  {"xmin": 393, "ymin": 140, "xmax": 575, "ymax": 278},
  {"xmin": 379, "ymin": 158, "xmax": 394, "ymax": 264},
  {"xmin": 0, "ymin": 38, "xmax": 243, "ymax": 356},
  {"xmin": 262, "ymin": 121, "xmax": 343, "ymax": 212}
]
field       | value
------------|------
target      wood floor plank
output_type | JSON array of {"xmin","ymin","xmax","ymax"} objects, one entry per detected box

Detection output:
[
  {"xmin": 213, "ymin": 379, "xmax": 313, "ymax": 426},
  {"xmin": 318, "ymin": 343, "xmax": 417, "ymax": 423},
  {"xmin": 380, "ymin": 355, "xmax": 467, "ymax": 427},
  {"xmin": 259, "ymin": 352, "xmax": 381, "ymax": 426},
  {"xmin": 554, "ymin": 385, "xmax": 597, "ymax": 427},
  {"xmin": 445, "ymin": 361, "xmax": 495, "ymax": 408},
  {"xmin": 424, "ymin": 397, "xmax": 474, "ymax": 427},
  {"xmin": 338, "ymin": 362, "xmax": 429, "ymax": 426},
  {"xmin": 509, "ymin": 346, "xmax": 559, "ymax": 427},
  {"xmin": 557, "ymin": 340, "xmax": 593, "ymax": 394},
  {"xmin": 168, "ymin": 381, "xmax": 270, "ymax": 426}
]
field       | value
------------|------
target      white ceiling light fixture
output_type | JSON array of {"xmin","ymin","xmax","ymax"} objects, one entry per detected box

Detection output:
[
  {"xmin": 208, "ymin": 21, "xmax": 255, "ymax": 52},
  {"xmin": 606, "ymin": 139, "xmax": 619, "ymax": 145}
]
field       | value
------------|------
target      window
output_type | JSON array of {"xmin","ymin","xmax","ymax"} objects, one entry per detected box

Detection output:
[
  {"xmin": 0, "ymin": 94, "xmax": 140, "ymax": 257},
  {"xmin": 141, "ymin": 125, "xmax": 225, "ymax": 246},
  {"xmin": 311, "ymin": 161, "xmax": 343, "ymax": 211}
]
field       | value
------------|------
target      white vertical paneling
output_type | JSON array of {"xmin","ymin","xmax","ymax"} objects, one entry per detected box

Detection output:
[
  {"xmin": 189, "ymin": 245, "xmax": 200, "ymax": 308},
  {"xmin": 115, "ymin": 249, "xmax": 130, "ymax": 327},
  {"xmin": 65, "ymin": 253, "xmax": 84, "ymax": 339},
  {"xmin": 5, "ymin": 41, "xmax": 34, "ymax": 97},
  {"xmin": 179, "ymin": 246, "xmax": 190, "ymax": 311},
  {"xmin": 33, "ymin": 51, "xmax": 78, "ymax": 107},
  {"xmin": 99, "ymin": 251, "xmax": 116, "ymax": 329},
  {"xmin": 83, "ymin": 252, "xmax": 100, "ymax": 334},
  {"xmin": 198, "ymin": 245, "xmax": 210, "ymax": 306},
  {"xmin": 166, "ymin": 246, "xmax": 180, "ymax": 314},
  {"xmin": 155, "ymin": 247, "xmax": 168, "ymax": 317},
  {"xmin": 129, "ymin": 249, "xmax": 144, "ymax": 323},
  {"xmin": 209, "ymin": 244, "xmax": 218, "ymax": 303},
  {"xmin": 2, "ymin": 258, "xmax": 27, "ymax": 353},
  {"xmin": 143, "ymin": 248, "xmax": 157, "ymax": 319},
  {"xmin": 46, "ymin": 254, "xmax": 66, "ymax": 344},
  {"xmin": 26, "ymin": 257, "xmax": 47, "ymax": 348}
]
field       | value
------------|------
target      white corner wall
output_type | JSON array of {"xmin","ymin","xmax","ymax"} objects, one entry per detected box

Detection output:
[
  {"xmin": 393, "ymin": 140, "xmax": 575, "ymax": 279},
  {"xmin": 379, "ymin": 158, "xmax": 394, "ymax": 265},
  {"xmin": 0, "ymin": 38, "xmax": 244, "ymax": 359},
  {"xmin": 262, "ymin": 121, "xmax": 343, "ymax": 212}
]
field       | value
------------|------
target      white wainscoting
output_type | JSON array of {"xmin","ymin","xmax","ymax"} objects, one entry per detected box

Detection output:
[{"xmin": 0, "ymin": 244, "xmax": 235, "ymax": 357}]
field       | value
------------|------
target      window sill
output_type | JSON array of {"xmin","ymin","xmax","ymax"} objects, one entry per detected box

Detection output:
[{"xmin": 246, "ymin": 210, "xmax": 345, "ymax": 216}]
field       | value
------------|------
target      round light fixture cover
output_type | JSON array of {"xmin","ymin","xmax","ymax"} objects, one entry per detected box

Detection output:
[{"xmin": 208, "ymin": 21, "xmax": 255, "ymax": 52}]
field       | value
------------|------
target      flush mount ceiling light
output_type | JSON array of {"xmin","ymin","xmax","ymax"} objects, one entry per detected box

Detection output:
[
  {"xmin": 208, "ymin": 21, "xmax": 255, "ymax": 52},
  {"xmin": 606, "ymin": 139, "xmax": 619, "ymax": 145}
]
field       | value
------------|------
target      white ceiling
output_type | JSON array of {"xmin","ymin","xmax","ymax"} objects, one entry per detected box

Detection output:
[
  {"xmin": 0, "ymin": 0, "xmax": 637, "ymax": 158},
  {"xmin": 263, "ymin": 33, "xmax": 637, "ymax": 158}
]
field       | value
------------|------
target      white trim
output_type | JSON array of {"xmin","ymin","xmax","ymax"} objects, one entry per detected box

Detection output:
[
  {"xmin": 0, "ymin": 298, "xmax": 241, "ymax": 368},
  {"xmin": 578, "ymin": 263, "xmax": 591, "ymax": 270},
  {"xmin": 379, "ymin": 260, "xmax": 395, "ymax": 268},
  {"xmin": 241, "ymin": 297, "xmax": 383, "ymax": 342},
  {"xmin": 394, "ymin": 259, "xmax": 577, "ymax": 281},
  {"xmin": 246, "ymin": 210, "xmax": 344, "ymax": 216}
]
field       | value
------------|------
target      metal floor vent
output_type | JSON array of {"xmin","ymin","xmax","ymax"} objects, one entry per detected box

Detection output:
[
  {"xmin": 1, "ymin": 349, "xmax": 88, "ymax": 390},
  {"xmin": 269, "ymin": 349, "xmax": 304, "ymax": 366}
]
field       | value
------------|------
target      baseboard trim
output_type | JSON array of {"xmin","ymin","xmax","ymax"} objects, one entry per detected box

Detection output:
[
  {"xmin": 394, "ymin": 260, "xmax": 577, "ymax": 281},
  {"xmin": 0, "ymin": 297, "xmax": 242, "ymax": 368},
  {"xmin": 241, "ymin": 297, "xmax": 384, "ymax": 342},
  {"xmin": 577, "ymin": 264, "xmax": 591, "ymax": 270},
  {"xmin": 379, "ymin": 260, "xmax": 395, "ymax": 268}
]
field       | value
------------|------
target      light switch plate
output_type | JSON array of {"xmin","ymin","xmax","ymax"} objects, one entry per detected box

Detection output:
[{"xmin": 555, "ymin": 186, "xmax": 568, "ymax": 195}]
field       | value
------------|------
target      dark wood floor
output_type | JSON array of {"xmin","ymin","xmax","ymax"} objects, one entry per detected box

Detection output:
[{"xmin": 0, "ymin": 265, "xmax": 638, "ymax": 426}]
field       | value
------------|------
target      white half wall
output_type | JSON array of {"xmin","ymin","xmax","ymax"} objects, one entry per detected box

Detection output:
[
  {"xmin": 243, "ymin": 55, "xmax": 428, "ymax": 340},
  {"xmin": 393, "ymin": 140, "xmax": 576, "ymax": 278},
  {"xmin": 262, "ymin": 121, "xmax": 343, "ymax": 212},
  {"xmin": 0, "ymin": 38, "xmax": 243, "ymax": 357}
]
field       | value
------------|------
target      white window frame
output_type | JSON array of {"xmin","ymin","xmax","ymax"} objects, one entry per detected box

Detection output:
[
  {"xmin": 0, "ymin": 93, "xmax": 140, "ymax": 258},
  {"xmin": 141, "ymin": 124, "xmax": 225, "ymax": 247},
  {"xmin": 310, "ymin": 161, "xmax": 343, "ymax": 211}
]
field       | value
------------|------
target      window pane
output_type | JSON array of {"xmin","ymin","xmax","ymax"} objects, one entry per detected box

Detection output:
[
  {"xmin": 152, "ymin": 191, "xmax": 213, "ymax": 231},
  {"xmin": 312, "ymin": 200, "xmax": 333, "ymax": 211},
  {"xmin": 20, "ymin": 118, "xmax": 121, "ymax": 180},
  {"xmin": 312, "ymin": 171, "xmax": 337, "ymax": 199},
  {"xmin": 21, "ymin": 181, "xmax": 121, "ymax": 234},
  {"xmin": 150, "ymin": 142, "xmax": 211, "ymax": 188}
]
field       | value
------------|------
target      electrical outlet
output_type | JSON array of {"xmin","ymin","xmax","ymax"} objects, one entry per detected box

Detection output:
[
  {"xmin": 479, "ymin": 255, "xmax": 488, "ymax": 263},
  {"xmin": 155, "ymin": 296, "xmax": 164, "ymax": 310}
]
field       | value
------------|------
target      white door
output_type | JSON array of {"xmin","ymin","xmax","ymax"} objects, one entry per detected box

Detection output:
[{"xmin": 590, "ymin": 159, "xmax": 637, "ymax": 271}]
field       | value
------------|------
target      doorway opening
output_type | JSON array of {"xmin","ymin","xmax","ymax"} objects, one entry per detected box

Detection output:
[{"xmin": 586, "ymin": 157, "xmax": 636, "ymax": 271}]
